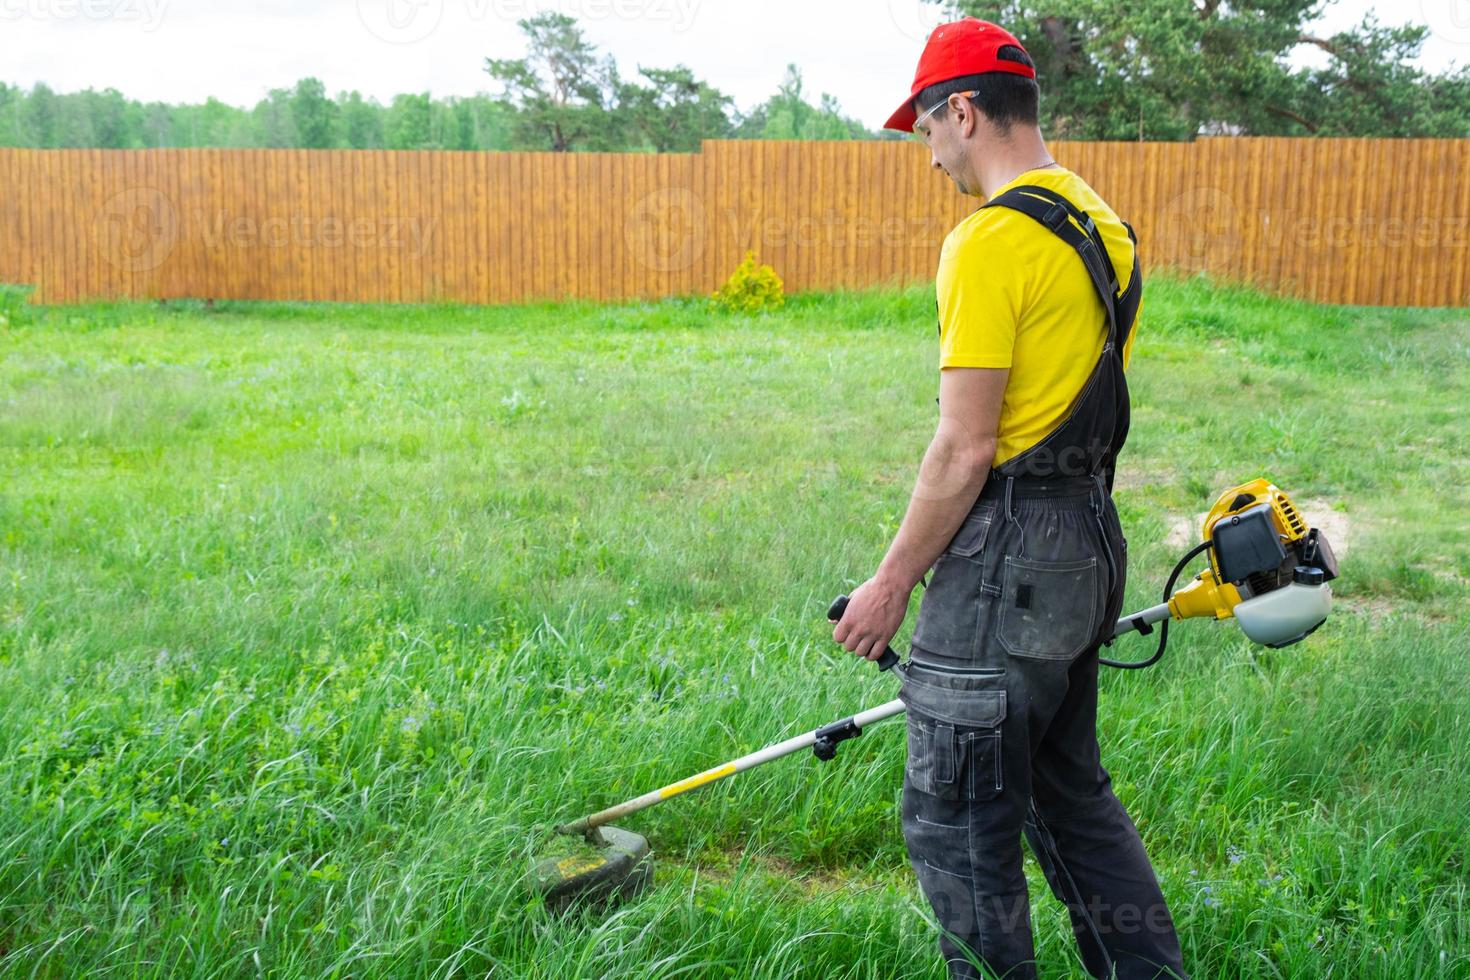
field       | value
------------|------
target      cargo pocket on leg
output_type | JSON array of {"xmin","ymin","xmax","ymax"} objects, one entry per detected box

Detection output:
[
  {"xmin": 900, "ymin": 661, "xmax": 1006, "ymax": 802},
  {"xmin": 997, "ymin": 556, "xmax": 1102, "ymax": 661},
  {"xmin": 961, "ymin": 729, "xmax": 1003, "ymax": 800},
  {"xmin": 906, "ymin": 717, "xmax": 959, "ymax": 800}
]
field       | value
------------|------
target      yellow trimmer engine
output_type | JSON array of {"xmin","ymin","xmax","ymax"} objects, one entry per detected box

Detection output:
[{"xmin": 1167, "ymin": 478, "xmax": 1338, "ymax": 647}]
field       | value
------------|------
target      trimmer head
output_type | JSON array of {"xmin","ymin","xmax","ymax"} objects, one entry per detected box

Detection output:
[{"xmin": 532, "ymin": 825, "xmax": 654, "ymax": 910}]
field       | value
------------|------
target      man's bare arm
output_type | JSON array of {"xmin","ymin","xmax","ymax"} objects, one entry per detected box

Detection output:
[{"xmin": 875, "ymin": 366, "xmax": 1008, "ymax": 590}]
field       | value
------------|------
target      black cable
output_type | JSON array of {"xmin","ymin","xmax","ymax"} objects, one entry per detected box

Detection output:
[
  {"xmin": 1100, "ymin": 540, "xmax": 1214, "ymax": 670},
  {"xmin": 1026, "ymin": 802, "xmax": 1115, "ymax": 975}
]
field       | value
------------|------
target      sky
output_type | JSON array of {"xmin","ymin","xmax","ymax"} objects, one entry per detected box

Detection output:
[{"xmin": 5, "ymin": 0, "xmax": 1468, "ymax": 130}]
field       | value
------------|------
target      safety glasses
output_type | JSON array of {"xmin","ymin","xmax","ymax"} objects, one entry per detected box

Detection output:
[{"xmin": 911, "ymin": 90, "xmax": 979, "ymax": 142}]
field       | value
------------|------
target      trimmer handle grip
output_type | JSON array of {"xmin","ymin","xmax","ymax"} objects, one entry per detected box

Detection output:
[{"xmin": 827, "ymin": 595, "xmax": 900, "ymax": 672}]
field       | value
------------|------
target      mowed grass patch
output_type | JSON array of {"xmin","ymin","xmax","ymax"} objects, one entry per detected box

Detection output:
[{"xmin": 0, "ymin": 278, "xmax": 1466, "ymax": 977}]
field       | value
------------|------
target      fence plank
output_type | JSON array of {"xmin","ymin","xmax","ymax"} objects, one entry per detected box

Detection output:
[{"xmin": 1451, "ymin": 142, "xmax": 1470, "ymax": 307}]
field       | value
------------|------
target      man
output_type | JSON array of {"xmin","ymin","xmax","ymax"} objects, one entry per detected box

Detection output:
[{"xmin": 830, "ymin": 18, "xmax": 1187, "ymax": 980}]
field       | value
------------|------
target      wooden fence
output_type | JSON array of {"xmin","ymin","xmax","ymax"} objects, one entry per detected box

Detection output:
[{"xmin": 2, "ymin": 138, "xmax": 1467, "ymax": 308}]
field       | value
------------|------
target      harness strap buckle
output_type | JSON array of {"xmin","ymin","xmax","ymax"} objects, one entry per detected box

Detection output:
[{"xmin": 1041, "ymin": 202, "xmax": 1069, "ymax": 232}]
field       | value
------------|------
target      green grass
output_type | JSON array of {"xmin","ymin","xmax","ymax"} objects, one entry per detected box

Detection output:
[{"xmin": 0, "ymin": 276, "xmax": 1467, "ymax": 978}]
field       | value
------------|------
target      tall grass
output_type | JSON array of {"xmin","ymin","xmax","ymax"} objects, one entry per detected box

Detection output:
[{"xmin": 0, "ymin": 277, "xmax": 1466, "ymax": 977}]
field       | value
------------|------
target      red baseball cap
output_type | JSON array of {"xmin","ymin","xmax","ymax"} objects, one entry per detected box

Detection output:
[{"xmin": 883, "ymin": 18, "xmax": 1035, "ymax": 132}]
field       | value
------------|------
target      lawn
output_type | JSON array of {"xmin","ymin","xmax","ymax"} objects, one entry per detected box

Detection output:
[{"xmin": 0, "ymin": 278, "xmax": 1467, "ymax": 977}]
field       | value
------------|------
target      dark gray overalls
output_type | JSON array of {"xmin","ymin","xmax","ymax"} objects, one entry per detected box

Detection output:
[{"xmin": 900, "ymin": 186, "xmax": 1187, "ymax": 979}]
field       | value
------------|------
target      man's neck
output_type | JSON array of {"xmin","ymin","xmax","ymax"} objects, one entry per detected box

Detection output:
[{"xmin": 973, "ymin": 128, "xmax": 1058, "ymax": 199}]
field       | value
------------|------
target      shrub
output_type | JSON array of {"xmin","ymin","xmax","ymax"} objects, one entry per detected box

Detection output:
[
  {"xmin": 0, "ymin": 284, "xmax": 33, "ymax": 328},
  {"xmin": 710, "ymin": 251, "xmax": 784, "ymax": 315}
]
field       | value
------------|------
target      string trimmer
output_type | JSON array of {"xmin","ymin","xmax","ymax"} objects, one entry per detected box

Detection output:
[{"xmin": 532, "ymin": 478, "xmax": 1339, "ymax": 908}]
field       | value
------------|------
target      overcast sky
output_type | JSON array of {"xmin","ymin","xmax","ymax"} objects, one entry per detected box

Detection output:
[{"xmin": 6, "ymin": 0, "xmax": 1467, "ymax": 130}]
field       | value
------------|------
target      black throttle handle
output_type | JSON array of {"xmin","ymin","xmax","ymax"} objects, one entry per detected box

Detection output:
[{"xmin": 827, "ymin": 595, "xmax": 900, "ymax": 672}]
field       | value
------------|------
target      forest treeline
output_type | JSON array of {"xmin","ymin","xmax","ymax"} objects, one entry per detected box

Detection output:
[{"xmin": 4, "ymin": 6, "xmax": 1466, "ymax": 150}]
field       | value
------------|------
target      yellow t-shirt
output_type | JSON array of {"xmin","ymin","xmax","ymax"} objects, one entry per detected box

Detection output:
[{"xmin": 935, "ymin": 166, "xmax": 1139, "ymax": 466}]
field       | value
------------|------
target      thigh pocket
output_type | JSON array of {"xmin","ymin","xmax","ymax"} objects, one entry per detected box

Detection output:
[
  {"xmin": 901, "ymin": 661, "xmax": 1006, "ymax": 801},
  {"xmin": 905, "ymin": 718, "xmax": 1005, "ymax": 802},
  {"xmin": 997, "ymin": 555, "xmax": 1102, "ymax": 661}
]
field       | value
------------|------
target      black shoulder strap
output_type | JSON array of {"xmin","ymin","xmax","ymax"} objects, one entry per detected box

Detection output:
[{"xmin": 981, "ymin": 184, "xmax": 1139, "ymax": 351}]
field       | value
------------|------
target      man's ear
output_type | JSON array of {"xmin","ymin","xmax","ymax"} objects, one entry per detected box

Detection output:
[{"xmin": 953, "ymin": 95, "xmax": 979, "ymax": 138}]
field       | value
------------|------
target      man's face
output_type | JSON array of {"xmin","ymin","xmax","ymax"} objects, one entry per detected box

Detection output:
[{"xmin": 916, "ymin": 95, "xmax": 978, "ymax": 196}]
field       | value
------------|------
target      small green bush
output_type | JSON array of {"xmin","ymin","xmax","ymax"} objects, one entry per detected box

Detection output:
[
  {"xmin": 0, "ymin": 284, "xmax": 34, "ymax": 328},
  {"xmin": 710, "ymin": 251, "xmax": 784, "ymax": 314}
]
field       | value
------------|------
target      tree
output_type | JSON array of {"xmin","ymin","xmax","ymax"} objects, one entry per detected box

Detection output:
[
  {"xmin": 339, "ymin": 90, "xmax": 385, "ymax": 149},
  {"xmin": 195, "ymin": 96, "xmax": 246, "ymax": 148},
  {"xmin": 253, "ymin": 87, "xmax": 298, "ymax": 147},
  {"xmin": 618, "ymin": 66, "xmax": 733, "ymax": 151},
  {"xmin": 290, "ymin": 77, "xmax": 339, "ymax": 148},
  {"xmin": 484, "ymin": 11, "xmax": 624, "ymax": 151},
  {"xmin": 82, "ymin": 89, "xmax": 136, "ymax": 148},
  {"xmin": 426, "ymin": 96, "xmax": 511, "ymax": 151},
  {"xmin": 458, "ymin": 96, "xmax": 516, "ymax": 150},
  {"xmin": 736, "ymin": 65, "xmax": 872, "ymax": 140},
  {"xmin": 386, "ymin": 93, "xmax": 435, "ymax": 149},
  {"xmin": 0, "ymin": 84, "xmax": 17, "ymax": 146},
  {"xmin": 1287, "ymin": 17, "xmax": 1470, "ymax": 136},
  {"xmin": 21, "ymin": 83, "xmax": 58, "ymax": 147},
  {"xmin": 54, "ymin": 91, "xmax": 98, "ymax": 147},
  {"xmin": 957, "ymin": 0, "xmax": 1470, "ymax": 138},
  {"xmin": 140, "ymin": 101, "xmax": 173, "ymax": 147}
]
